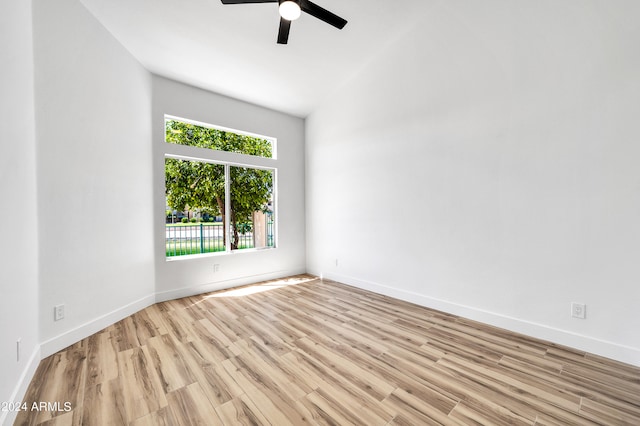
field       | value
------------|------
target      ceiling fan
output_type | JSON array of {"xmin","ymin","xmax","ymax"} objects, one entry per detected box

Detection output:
[{"xmin": 220, "ymin": 0, "xmax": 347, "ymax": 44}]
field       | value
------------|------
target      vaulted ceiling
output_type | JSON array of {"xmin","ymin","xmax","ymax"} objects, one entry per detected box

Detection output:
[{"xmin": 80, "ymin": 0, "xmax": 433, "ymax": 117}]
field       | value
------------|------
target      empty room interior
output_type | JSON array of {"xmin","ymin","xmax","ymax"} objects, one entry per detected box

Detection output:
[{"xmin": 2, "ymin": 0, "xmax": 639, "ymax": 424}]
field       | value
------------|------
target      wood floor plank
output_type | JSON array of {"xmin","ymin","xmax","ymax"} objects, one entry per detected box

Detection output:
[
  {"xmin": 579, "ymin": 396, "xmax": 640, "ymax": 425},
  {"xmin": 128, "ymin": 407, "xmax": 178, "ymax": 426},
  {"xmin": 304, "ymin": 313, "xmax": 391, "ymax": 356},
  {"xmin": 561, "ymin": 362, "xmax": 640, "ymax": 401},
  {"xmin": 241, "ymin": 386, "xmax": 298, "ymax": 426},
  {"xmin": 224, "ymin": 347, "xmax": 311, "ymax": 425},
  {"xmin": 142, "ymin": 304, "xmax": 170, "ymax": 336},
  {"xmin": 435, "ymin": 356, "xmax": 600, "ymax": 425},
  {"xmin": 429, "ymin": 320, "xmax": 557, "ymax": 370},
  {"xmin": 293, "ymin": 337, "xmax": 396, "ymax": 401},
  {"xmin": 129, "ymin": 309, "xmax": 163, "ymax": 344},
  {"xmin": 306, "ymin": 386, "xmax": 390, "ymax": 426},
  {"xmin": 192, "ymin": 318, "xmax": 240, "ymax": 361},
  {"xmin": 117, "ymin": 346, "xmax": 168, "ymax": 422},
  {"xmin": 344, "ymin": 313, "xmax": 429, "ymax": 350},
  {"xmin": 15, "ymin": 275, "xmax": 640, "ymax": 425},
  {"xmin": 239, "ymin": 337, "xmax": 312, "ymax": 397},
  {"xmin": 165, "ymin": 382, "xmax": 221, "ymax": 425},
  {"xmin": 84, "ymin": 331, "xmax": 119, "ymax": 388},
  {"xmin": 15, "ymin": 347, "xmax": 87, "ymax": 425},
  {"xmin": 146, "ymin": 334, "xmax": 197, "ymax": 393},
  {"xmin": 284, "ymin": 348, "xmax": 396, "ymax": 422},
  {"xmin": 15, "ymin": 356, "xmax": 55, "ymax": 426},
  {"xmin": 230, "ymin": 348, "xmax": 306, "ymax": 403},
  {"xmin": 110, "ymin": 317, "xmax": 140, "ymax": 352},
  {"xmin": 81, "ymin": 379, "xmax": 126, "ymax": 426},
  {"xmin": 236, "ymin": 312, "xmax": 296, "ymax": 356},
  {"xmin": 215, "ymin": 395, "xmax": 272, "ymax": 426},
  {"xmin": 34, "ymin": 411, "xmax": 76, "ymax": 426},
  {"xmin": 447, "ymin": 399, "xmax": 533, "ymax": 426},
  {"xmin": 175, "ymin": 342, "xmax": 243, "ymax": 407},
  {"xmin": 376, "ymin": 350, "xmax": 461, "ymax": 402},
  {"xmin": 381, "ymin": 388, "xmax": 457, "ymax": 425},
  {"xmin": 160, "ymin": 312, "xmax": 195, "ymax": 345},
  {"xmin": 441, "ymin": 354, "xmax": 582, "ymax": 411},
  {"xmin": 424, "ymin": 325, "xmax": 505, "ymax": 364}
]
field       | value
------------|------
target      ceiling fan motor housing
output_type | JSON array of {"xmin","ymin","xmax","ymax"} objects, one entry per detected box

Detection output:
[{"xmin": 279, "ymin": 0, "xmax": 301, "ymax": 21}]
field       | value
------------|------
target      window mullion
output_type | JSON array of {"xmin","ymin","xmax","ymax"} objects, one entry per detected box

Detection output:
[{"xmin": 224, "ymin": 164, "xmax": 231, "ymax": 252}]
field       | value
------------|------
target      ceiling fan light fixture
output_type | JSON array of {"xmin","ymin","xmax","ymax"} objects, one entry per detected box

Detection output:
[{"xmin": 279, "ymin": 1, "xmax": 301, "ymax": 21}]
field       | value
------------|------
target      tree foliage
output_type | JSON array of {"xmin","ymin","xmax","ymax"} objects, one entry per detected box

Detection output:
[{"xmin": 165, "ymin": 120, "xmax": 273, "ymax": 249}]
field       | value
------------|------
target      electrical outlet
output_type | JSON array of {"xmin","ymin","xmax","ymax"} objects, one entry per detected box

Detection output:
[
  {"xmin": 335, "ymin": 258, "xmax": 339, "ymax": 267},
  {"xmin": 571, "ymin": 302, "xmax": 586, "ymax": 319},
  {"xmin": 17, "ymin": 338, "xmax": 21, "ymax": 362},
  {"xmin": 213, "ymin": 264, "xmax": 220, "ymax": 272},
  {"xmin": 54, "ymin": 304, "xmax": 65, "ymax": 321}
]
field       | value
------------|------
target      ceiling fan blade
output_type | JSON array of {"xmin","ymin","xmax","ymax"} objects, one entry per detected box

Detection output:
[
  {"xmin": 300, "ymin": 0, "xmax": 347, "ymax": 29},
  {"xmin": 220, "ymin": 0, "xmax": 277, "ymax": 4},
  {"xmin": 277, "ymin": 18, "xmax": 291, "ymax": 44}
]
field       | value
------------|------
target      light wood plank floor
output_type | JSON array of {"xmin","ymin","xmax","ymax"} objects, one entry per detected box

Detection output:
[{"xmin": 15, "ymin": 275, "xmax": 640, "ymax": 425}]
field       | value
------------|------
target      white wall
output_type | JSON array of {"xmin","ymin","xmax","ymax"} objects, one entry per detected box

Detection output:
[
  {"xmin": 306, "ymin": 0, "xmax": 640, "ymax": 366},
  {"xmin": 0, "ymin": 1, "xmax": 40, "ymax": 423},
  {"xmin": 1, "ymin": 0, "xmax": 304, "ymax": 418},
  {"xmin": 33, "ymin": 0, "xmax": 155, "ymax": 356},
  {"xmin": 152, "ymin": 76, "xmax": 306, "ymax": 301}
]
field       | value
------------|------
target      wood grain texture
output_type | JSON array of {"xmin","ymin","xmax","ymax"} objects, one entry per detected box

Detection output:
[{"xmin": 15, "ymin": 275, "xmax": 640, "ymax": 425}]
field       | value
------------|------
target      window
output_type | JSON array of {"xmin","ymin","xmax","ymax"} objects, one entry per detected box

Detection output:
[
  {"xmin": 165, "ymin": 118, "xmax": 274, "ymax": 158},
  {"xmin": 164, "ymin": 117, "xmax": 276, "ymax": 258}
]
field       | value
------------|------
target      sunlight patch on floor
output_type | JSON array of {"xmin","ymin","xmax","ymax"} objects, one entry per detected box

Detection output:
[{"xmin": 205, "ymin": 275, "xmax": 316, "ymax": 298}]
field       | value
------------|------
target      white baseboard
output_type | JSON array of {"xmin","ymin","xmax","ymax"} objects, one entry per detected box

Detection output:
[
  {"xmin": 40, "ymin": 294, "xmax": 156, "ymax": 358},
  {"xmin": 315, "ymin": 270, "xmax": 640, "ymax": 368},
  {"xmin": 0, "ymin": 345, "xmax": 41, "ymax": 426},
  {"xmin": 155, "ymin": 268, "xmax": 308, "ymax": 302}
]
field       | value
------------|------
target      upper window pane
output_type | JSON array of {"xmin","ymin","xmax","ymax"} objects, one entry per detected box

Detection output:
[{"xmin": 165, "ymin": 117, "xmax": 274, "ymax": 159}]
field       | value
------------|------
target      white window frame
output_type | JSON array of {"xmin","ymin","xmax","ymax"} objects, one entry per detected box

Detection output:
[{"xmin": 164, "ymin": 115, "xmax": 278, "ymax": 260}]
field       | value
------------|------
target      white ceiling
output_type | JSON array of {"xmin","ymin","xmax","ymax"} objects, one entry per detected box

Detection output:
[{"xmin": 80, "ymin": 0, "xmax": 431, "ymax": 117}]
